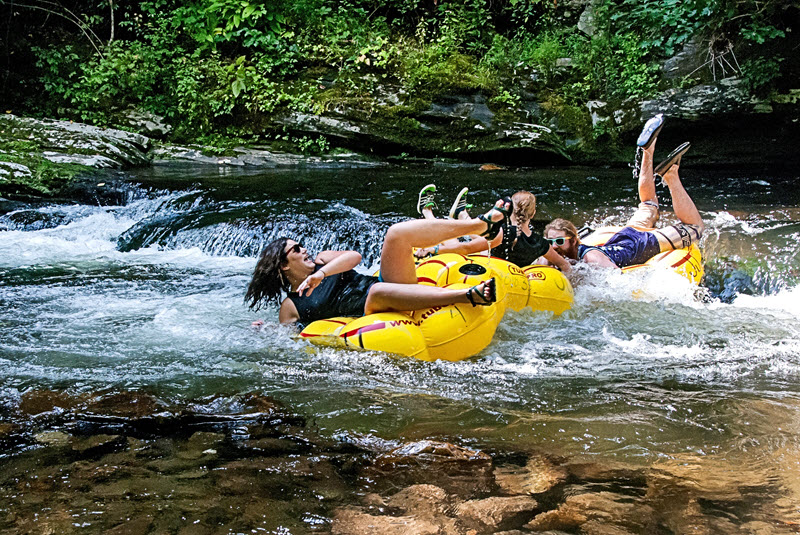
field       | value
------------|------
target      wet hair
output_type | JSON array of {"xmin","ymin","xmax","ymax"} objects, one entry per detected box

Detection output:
[
  {"xmin": 245, "ymin": 237, "xmax": 291, "ymax": 311},
  {"xmin": 511, "ymin": 191, "xmax": 536, "ymax": 226},
  {"xmin": 544, "ymin": 218, "xmax": 579, "ymax": 240}
]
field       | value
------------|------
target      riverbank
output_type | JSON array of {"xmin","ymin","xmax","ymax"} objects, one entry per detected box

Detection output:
[
  {"xmin": 3, "ymin": 106, "xmax": 800, "ymax": 200},
  {"xmin": 2, "ymin": 1, "xmax": 798, "ymax": 199}
]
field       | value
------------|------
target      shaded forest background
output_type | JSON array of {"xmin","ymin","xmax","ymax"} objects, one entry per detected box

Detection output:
[{"xmin": 1, "ymin": 0, "xmax": 797, "ymax": 156}]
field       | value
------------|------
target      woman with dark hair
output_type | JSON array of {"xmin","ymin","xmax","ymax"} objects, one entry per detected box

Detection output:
[
  {"xmin": 245, "ymin": 201, "xmax": 510, "ymax": 329},
  {"xmin": 415, "ymin": 189, "xmax": 571, "ymax": 273}
]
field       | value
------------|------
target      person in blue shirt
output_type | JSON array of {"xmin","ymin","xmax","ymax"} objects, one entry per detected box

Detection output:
[{"xmin": 543, "ymin": 115, "xmax": 704, "ymax": 269}]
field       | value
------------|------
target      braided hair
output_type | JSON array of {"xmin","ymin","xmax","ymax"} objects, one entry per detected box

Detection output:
[
  {"xmin": 245, "ymin": 237, "xmax": 292, "ymax": 311},
  {"xmin": 499, "ymin": 191, "xmax": 537, "ymax": 260},
  {"xmin": 511, "ymin": 191, "xmax": 536, "ymax": 226}
]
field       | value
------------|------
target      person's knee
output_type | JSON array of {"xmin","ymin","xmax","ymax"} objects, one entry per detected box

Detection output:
[
  {"xmin": 384, "ymin": 221, "xmax": 412, "ymax": 243},
  {"xmin": 364, "ymin": 283, "xmax": 388, "ymax": 314}
]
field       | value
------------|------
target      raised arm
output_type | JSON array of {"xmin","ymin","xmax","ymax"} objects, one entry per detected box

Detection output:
[{"xmin": 296, "ymin": 250, "xmax": 362, "ymax": 296}]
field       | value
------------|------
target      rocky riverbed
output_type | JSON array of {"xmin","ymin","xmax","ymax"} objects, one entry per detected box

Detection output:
[{"xmin": 0, "ymin": 389, "xmax": 797, "ymax": 534}]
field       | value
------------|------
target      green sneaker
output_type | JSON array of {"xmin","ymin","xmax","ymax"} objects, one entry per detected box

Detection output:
[
  {"xmin": 448, "ymin": 187, "xmax": 471, "ymax": 219},
  {"xmin": 417, "ymin": 184, "xmax": 436, "ymax": 214}
]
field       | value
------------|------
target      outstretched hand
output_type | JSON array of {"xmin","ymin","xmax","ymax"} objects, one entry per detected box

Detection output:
[{"xmin": 296, "ymin": 270, "xmax": 325, "ymax": 296}]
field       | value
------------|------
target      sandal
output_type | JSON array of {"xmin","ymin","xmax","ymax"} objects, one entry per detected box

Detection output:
[
  {"xmin": 637, "ymin": 114, "xmax": 664, "ymax": 149},
  {"xmin": 654, "ymin": 142, "xmax": 691, "ymax": 177},
  {"xmin": 477, "ymin": 199, "xmax": 512, "ymax": 240},
  {"xmin": 448, "ymin": 187, "xmax": 471, "ymax": 219},
  {"xmin": 417, "ymin": 184, "xmax": 436, "ymax": 214},
  {"xmin": 466, "ymin": 278, "xmax": 497, "ymax": 307}
]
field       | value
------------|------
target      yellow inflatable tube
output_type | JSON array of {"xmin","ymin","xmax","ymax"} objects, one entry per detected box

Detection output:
[
  {"xmin": 582, "ymin": 226, "xmax": 704, "ymax": 284},
  {"xmin": 298, "ymin": 254, "xmax": 574, "ymax": 362}
]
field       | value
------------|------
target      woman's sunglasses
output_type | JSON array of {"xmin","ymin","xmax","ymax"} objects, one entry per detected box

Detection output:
[
  {"xmin": 281, "ymin": 243, "xmax": 302, "ymax": 260},
  {"xmin": 546, "ymin": 237, "xmax": 571, "ymax": 246}
]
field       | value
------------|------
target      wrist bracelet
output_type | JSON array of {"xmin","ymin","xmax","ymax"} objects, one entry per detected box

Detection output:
[
  {"xmin": 319, "ymin": 269, "xmax": 326, "ymax": 278},
  {"xmin": 434, "ymin": 245, "xmax": 440, "ymax": 254}
]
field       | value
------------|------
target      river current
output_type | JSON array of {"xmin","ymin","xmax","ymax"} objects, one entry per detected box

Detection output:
[{"xmin": 1, "ymin": 164, "xmax": 799, "ymax": 531}]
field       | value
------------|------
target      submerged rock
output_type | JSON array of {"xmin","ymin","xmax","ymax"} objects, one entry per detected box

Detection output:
[
  {"xmin": 384, "ymin": 484, "xmax": 450, "ymax": 516},
  {"xmin": 455, "ymin": 495, "xmax": 540, "ymax": 533},
  {"xmin": 495, "ymin": 454, "xmax": 568, "ymax": 495},
  {"xmin": 368, "ymin": 439, "xmax": 494, "ymax": 497},
  {"xmin": 331, "ymin": 507, "xmax": 445, "ymax": 535},
  {"xmin": 525, "ymin": 491, "xmax": 656, "ymax": 533}
]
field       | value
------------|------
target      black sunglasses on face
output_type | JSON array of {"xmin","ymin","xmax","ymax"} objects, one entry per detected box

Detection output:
[
  {"xmin": 547, "ymin": 237, "xmax": 571, "ymax": 246},
  {"xmin": 281, "ymin": 243, "xmax": 302, "ymax": 260}
]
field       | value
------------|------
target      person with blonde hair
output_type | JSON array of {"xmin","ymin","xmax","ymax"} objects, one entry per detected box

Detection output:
[
  {"xmin": 543, "ymin": 115, "xmax": 703, "ymax": 269},
  {"xmin": 415, "ymin": 187, "xmax": 571, "ymax": 273}
]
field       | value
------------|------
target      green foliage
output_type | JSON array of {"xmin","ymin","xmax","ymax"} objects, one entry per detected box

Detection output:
[
  {"xmin": 582, "ymin": 32, "xmax": 661, "ymax": 101},
  {"xmin": 741, "ymin": 57, "xmax": 785, "ymax": 95},
  {"xmin": 399, "ymin": 47, "xmax": 495, "ymax": 93},
  {"xmin": 169, "ymin": 0, "xmax": 286, "ymax": 52},
  {"xmin": 505, "ymin": 0, "xmax": 554, "ymax": 27},
  {"xmin": 7, "ymin": 0, "xmax": 793, "ymax": 152},
  {"xmin": 606, "ymin": 0, "xmax": 787, "ymax": 56}
]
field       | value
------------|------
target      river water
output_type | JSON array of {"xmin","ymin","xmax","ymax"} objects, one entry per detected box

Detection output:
[{"xmin": 1, "ymin": 164, "xmax": 799, "ymax": 532}]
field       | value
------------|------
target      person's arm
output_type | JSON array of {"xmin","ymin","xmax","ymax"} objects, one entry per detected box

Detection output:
[
  {"xmin": 542, "ymin": 245, "xmax": 572, "ymax": 273},
  {"xmin": 278, "ymin": 298, "xmax": 300, "ymax": 325},
  {"xmin": 582, "ymin": 249, "xmax": 619, "ymax": 269},
  {"xmin": 415, "ymin": 232, "xmax": 503, "ymax": 257},
  {"xmin": 296, "ymin": 250, "xmax": 362, "ymax": 296}
]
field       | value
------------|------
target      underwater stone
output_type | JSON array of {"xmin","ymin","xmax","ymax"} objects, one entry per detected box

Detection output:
[
  {"xmin": 331, "ymin": 507, "xmax": 442, "ymax": 535},
  {"xmin": 384, "ymin": 484, "xmax": 450, "ymax": 516},
  {"xmin": 34, "ymin": 430, "xmax": 72, "ymax": 447},
  {"xmin": 455, "ymin": 496, "xmax": 540, "ymax": 533},
  {"xmin": 70, "ymin": 434, "xmax": 127, "ymax": 458},
  {"xmin": 565, "ymin": 460, "xmax": 647, "ymax": 486},
  {"xmin": 495, "ymin": 455, "xmax": 568, "ymax": 495}
]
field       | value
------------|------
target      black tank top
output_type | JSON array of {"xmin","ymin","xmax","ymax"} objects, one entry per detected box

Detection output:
[
  {"xmin": 499, "ymin": 225, "xmax": 550, "ymax": 267},
  {"xmin": 287, "ymin": 266, "xmax": 379, "ymax": 324}
]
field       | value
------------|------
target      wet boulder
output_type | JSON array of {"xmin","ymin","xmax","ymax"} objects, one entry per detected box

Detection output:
[
  {"xmin": 271, "ymin": 89, "xmax": 570, "ymax": 164},
  {"xmin": 19, "ymin": 389, "xmax": 87, "ymax": 416},
  {"xmin": 369, "ymin": 439, "xmax": 494, "ymax": 497},
  {"xmin": 115, "ymin": 107, "xmax": 172, "ymax": 138},
  {"xmin": 0, "ymin": 114, "xmax": 151, "ymax": 168}
]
